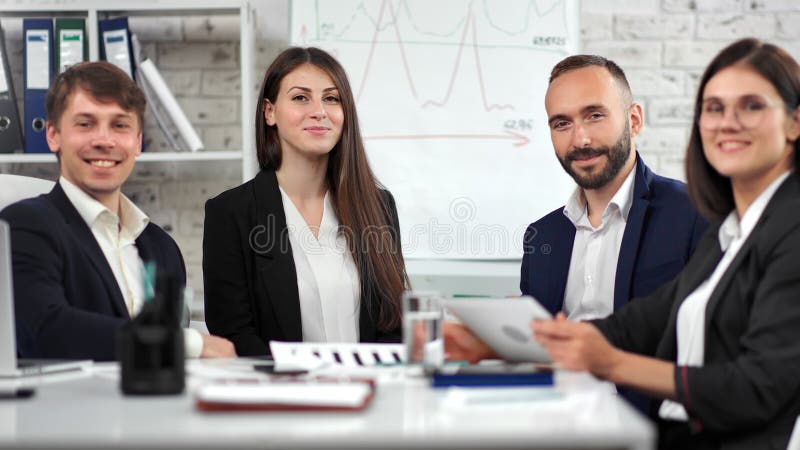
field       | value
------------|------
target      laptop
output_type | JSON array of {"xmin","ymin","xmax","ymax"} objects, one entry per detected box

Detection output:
[{"xmin": 0, "ymin": 219, "xmax": 92, "ymax": 377}]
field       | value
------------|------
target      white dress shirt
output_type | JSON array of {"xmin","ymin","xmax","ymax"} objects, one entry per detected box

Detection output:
[
  {"xmin": 562, "ymin": 163, "xmax": 637, "ymax": 321},
  {"xmin": 279, "ymin": 187, "xmax": 360, "ymax": 343},
  {"xmin": 659, "ymin": 170, "xmax": 791, "ymax": 422},
  {"xmin": 59, "ymin": 177, "xmax": 203, "ymax": 358}
]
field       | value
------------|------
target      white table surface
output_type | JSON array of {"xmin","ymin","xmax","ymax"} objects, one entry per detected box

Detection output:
[{"xmin": 0, "ymin": 361, "xmax": 655, "ymax": 450}]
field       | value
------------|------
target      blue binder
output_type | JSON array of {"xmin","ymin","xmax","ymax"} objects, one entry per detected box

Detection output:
[
  {"xmin": 99, "ymin": 17, "xmax": 135, "ymax": 81},
  {"xmin": 431, "ymin": 364, "xmax": 554, "ymax": 388},
  {"xmin": 23, "ymin": 19, "xmax": 53, "ymax": 154}
]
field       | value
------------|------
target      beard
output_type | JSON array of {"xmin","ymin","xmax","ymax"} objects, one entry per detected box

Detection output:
[{"xmin": 558, "ymin": 121, "xmax": 632, "ymax": 190}]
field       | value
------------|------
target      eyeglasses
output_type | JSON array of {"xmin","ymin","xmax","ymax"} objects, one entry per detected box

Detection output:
[{"xmin": 698, "ymin": 95, "xmax": 785, "ymax": 131}]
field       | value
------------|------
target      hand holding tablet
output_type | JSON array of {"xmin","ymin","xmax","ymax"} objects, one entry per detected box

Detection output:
[{"xmin": 444, "ymin": 296, "xmax": 553, "ymax": 363}]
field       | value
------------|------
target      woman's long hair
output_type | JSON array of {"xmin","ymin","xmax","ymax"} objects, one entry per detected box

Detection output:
[
  {"xmin": 255, "ymin": 47, "xmax": 409, "ymax": 332},
  {"xmin": 685, "ymin": 38, "xmax": 800, "ymax": 221}
]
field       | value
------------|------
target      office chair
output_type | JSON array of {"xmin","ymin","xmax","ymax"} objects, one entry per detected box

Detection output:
[{"xmin": 0, "ymin": 174, "xmax": 55, "ymax": 211}]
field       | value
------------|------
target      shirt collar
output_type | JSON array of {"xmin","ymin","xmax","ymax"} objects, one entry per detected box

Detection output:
[
  {"xmin": 278, "ymin": 187, "xmax": 339, "ymax": 237},
  {"xmin": 608, "ymin": 161, "xmax": 637, "ymax": 221},
  {"xmin": 717, "ymin": 170, "xmax": 791, "ymax": 251},
  {"xmin": 563, "ymin": 161, "xmax": 637, "ymax": 225},
  {"xmin": 59, "ymin": 176, "xmax": 149, "ymax": 240}
]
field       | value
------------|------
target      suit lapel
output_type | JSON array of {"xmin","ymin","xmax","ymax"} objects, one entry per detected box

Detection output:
[
  {"xmin": 135, "ymin": 232, "xmax": 154, "ymax": 262},
  {"xmin": 702, "ymin": 176, "xmax": 797, "ymax": 328},
  {"xmin": 549, "ymin": 214, "xmax": 575, "ymax": 310},
  {"xmin": 48, "ymin": 184, "xmax": 129, "ymax": 318},
  {"xmin": 253, "ymin": 170, "xmax": 302, "ymax": 341},
  {"xmin": 656, "ymin": 231, "xmax": 722, "ymax": 359},
  {"xmin": 613, "ymin": 154, "xmax": 651, "ymax": 310}
]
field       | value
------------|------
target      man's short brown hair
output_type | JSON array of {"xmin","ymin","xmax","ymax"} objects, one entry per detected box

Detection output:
[
  {"xmin": 46, "ymin": 61, "xmax": 146, "ymax": 130},
  {"xmin": 549, "ymin": 54, "xmax": 633, "ymax": 105}
]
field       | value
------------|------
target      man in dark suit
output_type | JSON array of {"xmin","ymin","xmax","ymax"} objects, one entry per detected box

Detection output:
[
  {"xmin": 0, "ymin": 61, "xmax": 234, "ymax": 361},
  {"xmin": 445, "ymin": 56, "xmax": 706, "ymax": 410},
  {"xmin": 522, "ymin": 55, "xmax": 707, "ymax": 319},
  {"xmin": 448, "ymin": 55, "xmax": 706, "ymax": 353}
]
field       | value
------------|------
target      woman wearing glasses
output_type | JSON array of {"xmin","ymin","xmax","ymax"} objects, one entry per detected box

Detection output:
[{"xmin": 533, "ymin": 38, "xmax": 800, "ymax": 448}]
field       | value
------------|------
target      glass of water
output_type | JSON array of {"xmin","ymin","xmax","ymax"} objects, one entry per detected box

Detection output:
[{"xmin": 402, "ymin": 291, "xmax": 443, "ymax": 373}]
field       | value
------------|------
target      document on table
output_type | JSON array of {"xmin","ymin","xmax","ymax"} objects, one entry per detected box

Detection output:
[
  {"xmin": 270, "ymin": 341, "xmax": 405, "ymax": 370},
  {"xmin": 195, "ymin": 379, "xmax": 375, "ymax": 412}
]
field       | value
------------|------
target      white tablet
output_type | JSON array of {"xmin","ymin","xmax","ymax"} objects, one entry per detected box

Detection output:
[{"xmin": 444, "ymin": 296, "xmax": 552, "ymax": 363}]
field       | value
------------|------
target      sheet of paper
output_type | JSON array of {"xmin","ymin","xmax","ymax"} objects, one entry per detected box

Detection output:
[{"xmin": 270, "ymin": 341, "xmax": 405, "ymax": 370}]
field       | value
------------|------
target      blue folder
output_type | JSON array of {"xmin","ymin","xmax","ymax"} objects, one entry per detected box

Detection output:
[
  {"xmin": 431, "ymin": 364, "xmax": 554, "ymax": 388},
  {"xmin": 22, "ymin": 19, "xmax": 53, "ymax": 154},
  {"xmin": 98, "ymin": 17, "xmax": 135, "ymax": 81}
]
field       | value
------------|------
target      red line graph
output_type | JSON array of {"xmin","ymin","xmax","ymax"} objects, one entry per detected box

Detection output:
[
  {"xmin": 357, "ymin": 0, "xmax": 418, "ymax": 100},
  {"xmin": 356, "ymin": 0, "xmax": 514, "ymax": 112}
]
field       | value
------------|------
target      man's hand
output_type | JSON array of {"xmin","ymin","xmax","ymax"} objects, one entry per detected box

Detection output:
[
  {"xmin": 442, "ymin": 322, "xmax": 499, "ymax": 364},
  {"xmin": 199, "ymin": 334, "xmax": 237, "ymax": 358}
]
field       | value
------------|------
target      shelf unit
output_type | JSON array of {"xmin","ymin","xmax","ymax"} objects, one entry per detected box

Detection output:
[{"xmin": 0, "ymin": 0, "xmax": 256, "ymax": 182}]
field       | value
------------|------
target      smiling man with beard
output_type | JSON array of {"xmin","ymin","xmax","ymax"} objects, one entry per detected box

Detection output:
[
  {"xmin": 524, "ymin": 54, "xmax": 707, "ymax": 322},
  {"xmin": 444, "ymin": 55, "xmax": 707, "ymax": 411}
]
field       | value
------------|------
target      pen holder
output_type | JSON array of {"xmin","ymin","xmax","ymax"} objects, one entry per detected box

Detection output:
[{"xmin": 117, "ymin": 272, "xmax": 185, "ymax": 396}]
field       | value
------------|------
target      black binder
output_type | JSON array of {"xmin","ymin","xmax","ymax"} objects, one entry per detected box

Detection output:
[{"xmin": 0, "ymin": 22, "xmax": 23, "ymax": 154}]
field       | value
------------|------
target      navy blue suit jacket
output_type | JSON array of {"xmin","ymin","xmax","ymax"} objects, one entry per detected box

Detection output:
[
  {"xmin": 0, "ymin": 183, "xmax": 185, "ymax": 361},
  {"xmin": 521, "ymin": 153, "xmax": 707, "ymax": 315}
]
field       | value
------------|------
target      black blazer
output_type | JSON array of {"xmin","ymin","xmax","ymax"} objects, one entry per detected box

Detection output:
[
  {"xmin": 203, "ymin": 169, "xmax": 402, "ymax": 356},
  {"xmin": 594, "ymin": 173, "xmax": 800, "ymax": 450},
  {"xmin": 0, "ymin": 183, "xmax": 186, "ymax": 361}
]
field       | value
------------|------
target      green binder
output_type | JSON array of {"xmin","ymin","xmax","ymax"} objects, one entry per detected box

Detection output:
[{"xmin": 55, "ymin": 18, "xmax": 87, "ymax": 73}]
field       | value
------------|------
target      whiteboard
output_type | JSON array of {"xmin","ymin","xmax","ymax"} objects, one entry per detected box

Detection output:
[{"xmin": 290, "ymin": 0, "xmax": 579, "ymax": 259}]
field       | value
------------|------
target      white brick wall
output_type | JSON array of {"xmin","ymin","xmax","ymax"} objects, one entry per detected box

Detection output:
[
  {"xmin": 615, "ymin": 14, "xmax": 694, "ymax": 39},
  {"xmin": 157, "ymin": 42, "xmax": 238, "ymax": 69},
  {"xmin": 662, "ymin": 0, "xmax": 744, "ymax": 13},
  {"xmin": 696, "ymin": 14, "xmax": 776, "ymax": 40},
  {"xmin": 583, "ymin": 0, "xmax": 800, "ymax": 184},
  {"xmin": 4, "ymin": 0, "xmax": 800, "ymax": 314}
]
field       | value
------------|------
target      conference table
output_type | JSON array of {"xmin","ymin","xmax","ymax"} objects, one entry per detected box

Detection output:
[{"xmin": 0, "ymin": 360, "xmax": 655, "ymax": 450}]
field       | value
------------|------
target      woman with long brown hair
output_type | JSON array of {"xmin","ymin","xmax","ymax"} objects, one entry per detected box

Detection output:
[{"xmin": 203, "ymin": 47, "xmax": 408, "ymax": 356}]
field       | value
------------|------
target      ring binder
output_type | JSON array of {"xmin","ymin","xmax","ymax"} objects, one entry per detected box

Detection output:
[
  {"xmin": 23, "ymin": 19, "xmax": 54, "ymax": 154},
  {"xmin": 0, "ymin": 22, "xmax": 23, "ymax": 154},
  {"xmin": 55, "ymin": 18, "xmax": 87, "ymax": 74},
  {"xmin": 99, "ymin": 17, "xmax": 135, "ymax": 81}
]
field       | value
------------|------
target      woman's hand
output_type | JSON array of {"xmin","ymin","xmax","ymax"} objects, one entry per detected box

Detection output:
[
  {"xmin": 531, "ymin": 313, "xmax": 623, "ymax": 379},
  {"xmin": 533, "ymin": 313, "xmax": 678, "ymax": 399},
  {"xmin": 441, "ymin": 322, "xmax": 499, "ymax": 364}
]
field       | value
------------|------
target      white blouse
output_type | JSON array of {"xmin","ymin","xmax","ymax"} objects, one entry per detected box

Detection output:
[
  {"xmin": 279, "ymin": 187, "xmax": 360, "ymax": 343},
  {"xmin": 659, "ymin": 171, "xmax": 791, "ymax": 421}
]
